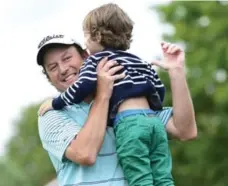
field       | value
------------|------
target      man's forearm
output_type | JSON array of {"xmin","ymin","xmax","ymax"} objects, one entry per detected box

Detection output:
[
  {"xmin": 72, "ymin": 97, "xmax": 109, "ymax": 164},
  {"xmin": 169, "ymin": 68, "xmax": 197, "ymax": 140}
]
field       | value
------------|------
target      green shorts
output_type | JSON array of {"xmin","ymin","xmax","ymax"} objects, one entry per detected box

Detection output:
[{"xmin": 114, "ymin": 111, "xmax": 174, "ymax": 186}]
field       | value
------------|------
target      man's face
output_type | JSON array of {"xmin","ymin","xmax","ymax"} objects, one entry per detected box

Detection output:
[{"xmin": 43, "ymin": 45, "xmax": 84, "ymax": 92}]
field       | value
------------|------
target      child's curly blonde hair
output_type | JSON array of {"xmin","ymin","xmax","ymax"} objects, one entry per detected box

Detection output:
[{"xmin": 83, "ymin": 3, "xmax": 134, "ymax": 51}]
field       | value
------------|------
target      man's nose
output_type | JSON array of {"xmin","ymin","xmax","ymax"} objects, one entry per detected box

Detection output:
[{"xmin": 59, "ymin": 64, "xmax": 68, "ymax": 75}]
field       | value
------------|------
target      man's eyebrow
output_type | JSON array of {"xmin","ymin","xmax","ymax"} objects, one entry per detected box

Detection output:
[{"xmin": 62, "ymin": 50, "xmax": 70, "ymax": 57}]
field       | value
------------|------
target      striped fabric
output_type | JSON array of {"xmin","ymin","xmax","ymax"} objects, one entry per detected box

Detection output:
[
  {"xmin": 38, "ymin": 103, "xmax": 173, "ymax": 186},
  {"xmin": 154, "ymin": 107, "xmax": 173, "ymax": 126},
  {"xmin": 52, "ymin": 49, "xmax": 165, "ymax": 120}
]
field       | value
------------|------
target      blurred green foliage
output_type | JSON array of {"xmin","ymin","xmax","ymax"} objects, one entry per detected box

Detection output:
[
  {"xmin": 2, "ymin": 104, "xmax": 55, "ymax": 186},
  {"xmin": 154, "ymin": 1, "xmax": 228, "ymax": 186}
]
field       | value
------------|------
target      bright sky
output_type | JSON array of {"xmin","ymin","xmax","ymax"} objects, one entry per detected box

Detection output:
[{"xmin": 0, "ymin": 0, "xmax": 170, "ymax": 155}]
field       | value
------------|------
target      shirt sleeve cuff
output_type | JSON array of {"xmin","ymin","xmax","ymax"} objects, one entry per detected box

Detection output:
[
  {"xmin": 52, "ymin": 95, "xmax": 66, "ymax": 110},
  {"xmin": 154, "ymin": 107, "xmax": 173, "ymax": 126}
]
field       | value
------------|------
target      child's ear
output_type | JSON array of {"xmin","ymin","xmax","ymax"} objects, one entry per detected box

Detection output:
[
  {"xmin": 82, "ymin": 50, "xmax": 89, "ymax": 59},
  {"xmin": 95, "ymin": 31, "xmax": 102, "ymax": 43}
]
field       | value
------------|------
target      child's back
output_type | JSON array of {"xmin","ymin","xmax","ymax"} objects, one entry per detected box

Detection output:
[{"xmin": 83, "ymin": 49, "xmax": 165, "ymax": 123}]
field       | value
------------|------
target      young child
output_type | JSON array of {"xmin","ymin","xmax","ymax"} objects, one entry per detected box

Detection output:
[{"xmin": 40, "ymin": 3, "xmax": 174, "ymax": 186}]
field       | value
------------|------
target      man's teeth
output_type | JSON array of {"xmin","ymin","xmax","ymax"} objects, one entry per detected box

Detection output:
[{"xmin": 65, "ymin": 74, "xmax": 75, "ymax": 81}]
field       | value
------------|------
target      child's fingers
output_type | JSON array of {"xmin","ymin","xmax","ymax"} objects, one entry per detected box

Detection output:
[
  {"xmin": 38, "ymin": 104, "xmax": 48, "ymax": 116},
  {"xmin": 38, "ymin": 106, "xmax": 44, "ymax": 116},
  {"xmin": 39, "ymin": 106, "xmax": 46, "ymax": 116}
]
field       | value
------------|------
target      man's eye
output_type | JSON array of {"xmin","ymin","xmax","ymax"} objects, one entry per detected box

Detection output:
[
  {"xmin": 64, "ymin": 56, "xmax": 72, "ymax": 61},
  {"xmin": 49, "ymin": 66, "xmax": 57, "ymax": 71}
]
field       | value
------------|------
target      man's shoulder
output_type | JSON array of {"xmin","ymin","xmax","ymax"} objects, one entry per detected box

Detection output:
[
  {"xmin": 38, "ymin": 110, "xmax": 66, "ymax": 135},
  {"xmin": 38, "ymin": 109, "xmax": 67, "ymax": 124},
  {"xmin": 38, "ymin": 104, "xmax": 88, "ymax": 135},
  {"xmin": 38, "ymin": 104, "xmax": 85, "ymax": 119},
  {"xmin": 38, "ymin": 108, "xmax": 73, "ymax": 132}
]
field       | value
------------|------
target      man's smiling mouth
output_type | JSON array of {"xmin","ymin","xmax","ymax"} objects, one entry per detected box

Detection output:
[{"xmin": 63, "ymin": 73, "xmax": 77, "ymax": 82}]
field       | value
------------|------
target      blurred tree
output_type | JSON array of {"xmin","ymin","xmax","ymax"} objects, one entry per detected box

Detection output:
[
  {"xmin": 5, "ymin": 104, "xmax": 55, "ymax": 186},
  {"xmin": 154, "ymin": 1, "xmax": 228, "ymax": 186},
  {"xmin": 0, "ymin": 159, "xmax": 30, "ymax": 186}
]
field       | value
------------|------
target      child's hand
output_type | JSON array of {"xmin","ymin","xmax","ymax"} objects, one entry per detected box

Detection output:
[{"xmin": 38, "ymin": 99, "xmax": 54, "ymax": 116}]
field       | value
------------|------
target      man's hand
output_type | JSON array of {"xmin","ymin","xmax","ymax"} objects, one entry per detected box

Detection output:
[
  {"xmin": 152, "ymin": 42, "xmax": 197, "ymax": 140},
  {"xmin": 38, "ymin": 98, "xmax": 54, "ymax": 116},
  {"xmin": 96, "ymin": 57, "xmax": 125, "ymax": 100},
  {"xmin": 152, "ymin": 42, "xmax": 185, "ymax": 71}
]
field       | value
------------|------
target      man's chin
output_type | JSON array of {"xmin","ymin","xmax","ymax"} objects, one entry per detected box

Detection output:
[{"xmin": 57, "ymin": 77, "xmax": 77, "ymax": 91}]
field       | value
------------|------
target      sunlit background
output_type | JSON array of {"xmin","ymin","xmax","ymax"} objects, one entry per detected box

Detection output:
[{"xmin": 0, "ymin": 0, "xmax": 170, "ymax": 155}]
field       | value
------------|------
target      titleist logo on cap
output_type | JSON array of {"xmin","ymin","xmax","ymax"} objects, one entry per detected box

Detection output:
[{"xmin": 38, "ymin": 34, "xmax": 64, "ymax": 49}]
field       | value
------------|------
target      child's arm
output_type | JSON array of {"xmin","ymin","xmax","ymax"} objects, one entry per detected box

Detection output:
[{"xmin": 52, "ymin": 58, "xmax": 98, "ymax": 110}]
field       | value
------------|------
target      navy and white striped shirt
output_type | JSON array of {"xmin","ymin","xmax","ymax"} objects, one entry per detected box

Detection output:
[{"xmin": 52, "ymin": 49, "xmax": 165, "ymax": 120}]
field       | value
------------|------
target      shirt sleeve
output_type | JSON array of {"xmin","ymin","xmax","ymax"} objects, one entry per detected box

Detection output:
[
  {"xmin": 154, "ymin": 107, "xmax": 173, "ymax": 126},
  {"xmin": 52, "ymin": 58, "xmax": 97, "ymax": 110},
  {"xmin": 38, "ymin": 110, "xmax": 82, "ymax": 162}
]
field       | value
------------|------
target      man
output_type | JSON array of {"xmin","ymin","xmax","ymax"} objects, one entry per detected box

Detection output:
[{"xmin": 37, "ymin": 34, "xmax": 197, "ymax": 186}]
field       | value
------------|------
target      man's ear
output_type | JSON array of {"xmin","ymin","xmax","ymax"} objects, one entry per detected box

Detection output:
[
  {"xmin": 95, "ymin": 31, "xmax": 102, "ymax": 43},
  {"xmin": 42, "ymin": 68, "xmax": 52, "ymax": 84}
]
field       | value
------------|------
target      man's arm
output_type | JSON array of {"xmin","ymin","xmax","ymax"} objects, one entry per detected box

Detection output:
[
  {"xmin": 65, "ymin": 96, "xmax": 109, "ymax": 165},
  {"xmin": 65, "ymin": 59, "xmax": 124, "ymax": 165},
  {"xmin": 166, "ymin": 68, "xmax": 197, "ymax": 140},
  {"xmin": 38, "ymin": 97, "xmax": 109, "ymax": 166},
  {"xmin": 152, "ymin": 42, "xmax": 197, "ymax": 140}
]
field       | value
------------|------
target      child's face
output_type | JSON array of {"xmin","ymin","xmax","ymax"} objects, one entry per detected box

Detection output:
[{"xmin": 84, "ymin": 31, "xmax": 104, "ymax": 55}]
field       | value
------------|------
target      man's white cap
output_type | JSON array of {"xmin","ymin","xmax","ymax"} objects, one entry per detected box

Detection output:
[{"xmin": 36, "ymin": 34, "xmax": 84, "ymax": 66}]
